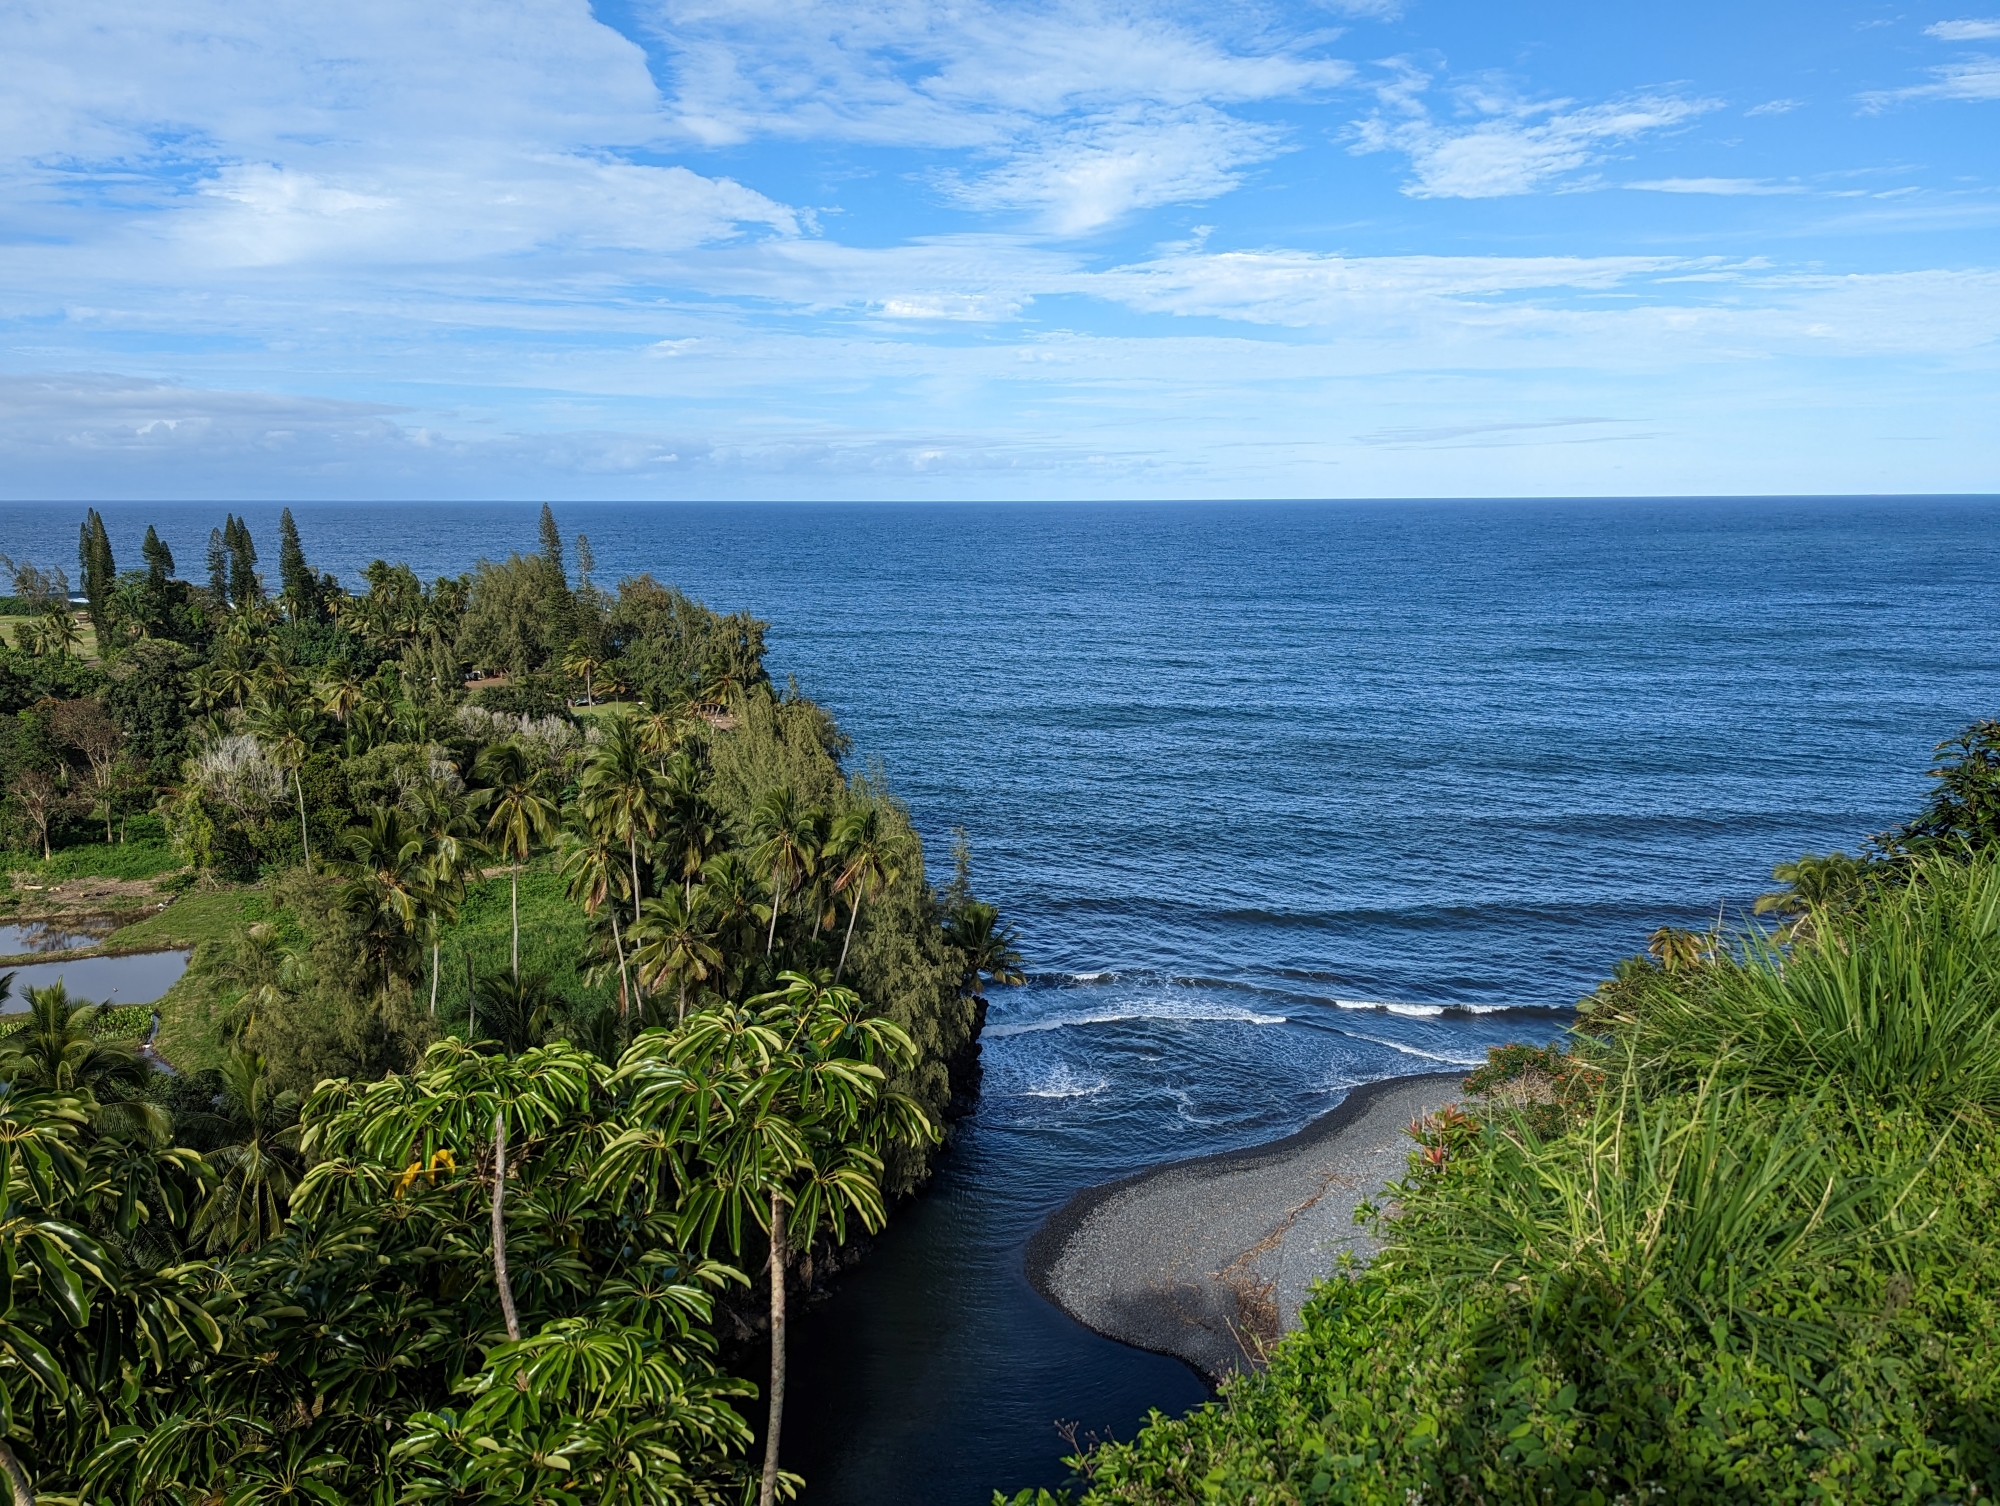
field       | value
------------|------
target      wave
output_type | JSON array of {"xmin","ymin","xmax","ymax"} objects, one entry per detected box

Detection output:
[
  {"xmin": 1334, "ymin": 1029, "xmax": 1487, "ymax": 1068},
  {"xmin": 1326, "ymin": 997, "xmax": 1570, "ymax": 1018},
  {"xmin": 985, "ymin": 1005, "xmax": 1289, "ymax": 1039}
]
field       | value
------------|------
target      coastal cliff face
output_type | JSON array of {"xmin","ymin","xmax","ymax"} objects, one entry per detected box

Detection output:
[{"xmin": 1028, "ymin": 1074, "xmax": 1464, "ymax": 1380}]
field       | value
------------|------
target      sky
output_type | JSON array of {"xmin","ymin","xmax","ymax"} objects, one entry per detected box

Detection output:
[{"xmin": 2, "ymin": 0, "xmax": 1997, "ymax": 500}]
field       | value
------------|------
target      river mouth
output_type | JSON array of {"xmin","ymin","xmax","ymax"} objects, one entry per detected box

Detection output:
[{"xmin": 783, "ymin": 973, "xmax": 1567, "ymax": 1503}]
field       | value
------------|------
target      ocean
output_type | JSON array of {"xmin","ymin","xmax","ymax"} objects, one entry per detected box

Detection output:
[{"xmin": 5, "ymin": 496, "xmax": 1997, "ymax": 1499}]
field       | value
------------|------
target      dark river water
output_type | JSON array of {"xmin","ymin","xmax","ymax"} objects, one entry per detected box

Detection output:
[{"xmin": 5, "ymin": 495, "xmax": 1997, "ymax": 1500}]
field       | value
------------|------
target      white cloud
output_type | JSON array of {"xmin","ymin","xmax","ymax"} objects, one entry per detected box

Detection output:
[
  {"xmin": 938, "ymin": 108, "xmax": 1282, "ymax": 234},
  {"xmin": 0, "ymin": 0, "xmax": 800, "ymax": 274},
  {"xmin": 1864, "ymin": 53, "xmax": 2000, "ymax": 106},
  {"xmin": 640, "ymin": 1, "xmax": 1346, "ymax": 232},
  {"xmin": 1627, "ymin": 177, "xmax": 1808, "ymax": 195},
  {"xmin": 1926, "ymin": 19, "xmax": 2000, "ymax": 39},
  {"xmin": 1351, "ymin": 70, "xmax": 1719, "ymax": 198},
  {"xmin": 1746, "ymin": 98, "xmax": 1804, "ymax": 115}
]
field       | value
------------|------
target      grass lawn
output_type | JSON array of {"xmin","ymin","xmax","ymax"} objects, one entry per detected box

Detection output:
[
  {"xmin": 427, "ymin": 864, "xmax": 618, "ymax": 1026},
  {"xmin": 105, "ymin": 887, "xmax": 280, "ymax": 952},
  {"xmin": 3, "ymin": 837, "xmax": 187, "ymax": 885}
]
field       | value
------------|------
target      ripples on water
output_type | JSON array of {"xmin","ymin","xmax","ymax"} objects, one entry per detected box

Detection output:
[{"xmin": 5, "ymin": 497, "xmax": 1995, "ymax": 1499}]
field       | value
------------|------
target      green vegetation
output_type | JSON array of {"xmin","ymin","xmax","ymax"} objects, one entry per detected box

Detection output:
[
  {"xmin": 1002, "ymin": 725, "xmax": 2000, "ymax": 1506},
  {"xmin": 0, "ymin": 505, "xmax": 1017, "ymax": 1503}
]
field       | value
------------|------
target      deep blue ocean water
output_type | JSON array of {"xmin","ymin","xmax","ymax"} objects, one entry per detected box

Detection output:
[{"xmin": 5, "ymin": 497, "xmax": 1997, "ymax": 1499}]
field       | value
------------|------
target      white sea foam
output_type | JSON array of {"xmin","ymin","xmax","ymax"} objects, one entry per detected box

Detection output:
[
  {"xmin": 986, "ymin": 1006, "xmax": 1288, "ymax": 1039},
  {"xmin": 1018, "ymin": 1065, "xmax": 1109, "ymax": 1099},
  {"xmin": 1337, "ymin": 1029, "xmax": 1486, "ymax": 1067},
  {"xmin": 1330, "ymin": 998, "xmax": 1556, "ymax": 1017}
]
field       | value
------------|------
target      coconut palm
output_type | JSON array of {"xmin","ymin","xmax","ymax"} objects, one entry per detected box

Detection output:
[
  {"xmin": 0, "ymin": 981, "xmax": 161, "ymax": 1139},
  {"xmin": 560, "ymin": 828, "xmax": 636, "ymax": 1031},
  {"xmin": 944, "ymin": 900, "xmax": 1026, "ymax": 995},
  {"xmin": 38, "ymin": 606, "xmax": 81, "ymax": 659},
  {"xmin": 316, "ymin": 666, "xmax": 364, "ymax": 724},
  {"xmin": 411, "ymin": 789, "xmax": 487, "ymax": 1017},
  {"xmin": 472, "ymin": 742, "xmax": 560, "ymax": 979},
  {"xmin": 189, "ymin": 1050, "xmax": 301, "ymax": 1254},
  {"xmin": 631, "ymin": 888, "xmax": 722, "ymax": 1025},
  {"xmin": 472, "ymin": 973, "xmax": 563, "ymax": 1056},
  {"xmin": 661, "ymin": 756, "xmax": 723, "ymax": 901},
  {"xmin": 824, "ymin": 805, "xmax": 909, "ymax": 984},
  {"xmin": 561, "ymin": 640, "xmax": 606, "ymax": 706},
  {"xmin": 576, "ymin": 713, "xmax": 663, "ymax": 956},
  {"xmin": 343, "ymin": 807, "xmax": 429, "ymax": 995},
  {"xmin": 244, "ymin": 695, "xmax": 321, "ymax": 871},
  {"xmin": 694, "ymin": 852, "xmax": 769, "ymax": 996},
  {"xmin": 750, "ymin": 785, "xmax": 819, "ymax": 957}
]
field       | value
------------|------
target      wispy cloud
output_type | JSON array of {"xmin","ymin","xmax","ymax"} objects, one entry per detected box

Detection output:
[
  {"xmin": 1627, "ymin": 177, "xmax": 1807, "ymax": 195},
  {"xmin": 1926, "ymin": 18, "xmax": 2000, "ymax": 40},
  {"xmin": 636, "ymin": 1, "xmax": 1346, "ymax": 232},
  {"xmin": 1746, "ymin": 97, "xmax": 1804, "ymax": 115},
  {"xmin": 1351, "ymin": 68, "xmax": 1719, "ymax": 197}
]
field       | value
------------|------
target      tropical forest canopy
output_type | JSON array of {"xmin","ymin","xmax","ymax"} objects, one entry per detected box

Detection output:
[{"xmin": 0, "ymin": 505, "xmax": 1025, "ymax": 1504}]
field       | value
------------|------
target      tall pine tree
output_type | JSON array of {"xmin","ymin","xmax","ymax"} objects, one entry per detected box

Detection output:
[
  {"xmin": 77, "ymin": 508, "xmax": 115, "ymax": 649},
  {"xmin": 142, "ymin": 525, "xmax": 174, "ymax": 586},
  {"xmin": 224, "ymin": 515, "xmax": 260, "ymax": 607},
  {"xmin": 277, "ymin": 507, "xmax": 317, "ymax": 619},
  {"xmin": 206, "ymin": 526, "xmax": 229, "ymax": 604}
]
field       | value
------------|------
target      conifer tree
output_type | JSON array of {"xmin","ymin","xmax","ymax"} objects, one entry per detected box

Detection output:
[
  {"xmin": 206, "ymin": 525, "xmax": 229, "ymax": 603},
  {"xmin": 225, "ymin": 515, "xmax": 260, "ymax": 606},
  {"xmin": 538, "ymin": 502, "xmax": 565, "ymax": 581},
  {"xmin": 77, "ymin": 508, "xmax": 115, "ymax": 647},
  {"xmin": 277, "ymin": 507, "xmax": 317, "ymax": 618},
  {"xmin": 142, "ymin": 525, "xmax": 174, "ymax": 586}
]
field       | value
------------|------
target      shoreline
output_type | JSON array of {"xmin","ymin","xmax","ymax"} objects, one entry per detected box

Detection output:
[{"xmin": 1025, "ymin": 1071, "xmax": 1466, "ymax": 1381}]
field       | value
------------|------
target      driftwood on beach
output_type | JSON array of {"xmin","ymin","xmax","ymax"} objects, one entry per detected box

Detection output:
[{"xmin": 1026, "ymin": 1073, "xmax": 1466, "ymax": 1380}]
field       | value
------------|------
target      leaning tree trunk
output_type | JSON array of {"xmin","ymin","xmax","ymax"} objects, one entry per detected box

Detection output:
[
  {"xmin": 430, "ymin": 940, "xmax": 440, "ymax": 1016},
  {"xmin": 765, "ymin": 874, "xmax": 785, "ymax": 956},
  {"xmin": 295, "ymin": 770, "xmax": 312, "ymax": 871},
  {"xmin": 610, "ymin": 908, "xmax": 632, "ymax": 1036},
  {"xmin": 836, "ymin": 894, "xmax": 863, "ymax": 984},
  {"xmin": 491, "ymin": 1111, "xmax": 522, "ymax": 1343},
  {"xmin": 760, "ymin": 1191, "xmax": 787, "ymax": 1506},
  {"xmin": 627, "ymin": 833, "xmax": 646, "ymax": 1008}
]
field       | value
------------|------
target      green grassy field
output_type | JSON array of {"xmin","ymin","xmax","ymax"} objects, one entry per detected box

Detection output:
[
  {"xmin": 104, "ymin": 888, "xmax": 280, "ymax": 952},
  {"xmin": 425, "ymin": 864, "xmax": 619, "ymax": 1028}
]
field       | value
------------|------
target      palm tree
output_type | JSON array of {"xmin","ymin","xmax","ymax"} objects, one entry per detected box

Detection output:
[
  {"xmin": 945, "ymin": 901, "xmax": 1026, "ymax": 995},
  {"xmin": 631, "ymin": 888, "xmax": 722, "ymax": 1025},
  {"xmin": 750, "ymin": 786, "xmax": 819, "ymax": 957},
  {"xmin": 824, "ymin": 805, "xmax": 908, "ymax": 984},
  {"xmin": 38, "ymin": 606, "xmax": 81, "ymax": 659},
  {"xmin": 473, "ymin": 742, "xmax": 559, "ymax": 980},
  {"xmin": 244, "ymin": 695, "xmax": 321, "ymax": 871},
  {"xmin": 576, "ymin": 714, "xmax": 663, "ymax": 961},
  {"xmin": 343, "ymin": 807, "xmax": 429, "ymax": 995},
  {"xmin": 662, "ymin": 756, "xmax": 722, "ymax": 901},
  {"xmin": 412, "ymin": 790, "xmax": 487, "ymax": 1017},
  {"xmin": 0, "ymin": 981, "xmax": 160, "ymax": 1139},
  {"xmin": 560, "ymin": 829, "xmax": 636, "ymax": 1031},
  {"xmin": 316, "ymin": 666, "xmax": 364, "ymax": 725},
  {"xmin": 561, "ymin": 640, "xmax": 606, "ymax": 706},
  {"xmin": 695, "ymin": 852, "xmax": 769, "ymax": 996},
  {"xmin": 472, "ymin": 973, "xmax": 562, "ymax": 1055},
  {"xmin": 189, "ymin": 1050, "xmax": 301, "ymax": 1253}
]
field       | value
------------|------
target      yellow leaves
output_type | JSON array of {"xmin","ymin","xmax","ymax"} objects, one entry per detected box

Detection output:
[{"xmin": 391, "ymin": 1148, "xmax": 458, "ymax": 1199}]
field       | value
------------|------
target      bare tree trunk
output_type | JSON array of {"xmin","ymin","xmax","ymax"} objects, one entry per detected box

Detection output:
[
  {"xmin": 611, "ymin": 908, "xmax": 631, "ymax": 1034},
  {"xmin": 510, "ymin": 866, "xmax": 520, "ymax": 980},
  {"xmin": 295, "ymin": 768, "xmax": 312, "ymax": 871},
  {"xmin": 627, "ymin": 833, "xmax": 646, "ymax": 1009},
  {"xmin": 760, "ymin": 1191, "xmax": 787, "ymax": 1506},
  {"xmin": 765, "ymin": 875, "xmax": 784, "ymax": 956},
  {"xmin": 430, "ymin": 940, "xmax": 440, "ymax": 1016},
  {"xmin": 492, "ymin": 1111, "xmax": 522, "ymax": 1343},
  {"xmin": 836, "ymin": 896, "xmax": 862, "ymax": 984}
]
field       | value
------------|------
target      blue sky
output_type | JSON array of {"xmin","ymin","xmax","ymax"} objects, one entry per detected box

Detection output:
[{"xmin": 2, "ymin": 0, "xmax": 1996, "ymax": 500}]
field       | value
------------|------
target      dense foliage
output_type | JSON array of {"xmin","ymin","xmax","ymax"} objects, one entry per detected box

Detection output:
[
  {"xmin": 1006, "ymin": 730, "xmax": 2000, "ymax": 1506},
  {"xmin": 0, "ymin": 506, "xmax": 1024, "ymax": 1503}
]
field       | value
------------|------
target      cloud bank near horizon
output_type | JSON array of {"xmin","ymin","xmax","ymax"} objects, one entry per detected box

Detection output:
[{"xmin": 1, "ymin": 0, "xmax": 1995, "ymax": 499}]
